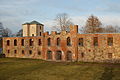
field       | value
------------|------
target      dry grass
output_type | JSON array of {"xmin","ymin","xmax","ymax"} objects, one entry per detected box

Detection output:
[{"xmin": 0, "ymin": 58, "xmax": 120, "ymax": 80}]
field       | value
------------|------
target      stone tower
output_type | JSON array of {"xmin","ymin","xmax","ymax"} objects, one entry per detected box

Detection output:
[{"xmin": 23, "ymin": 21, "xmax": 44, "ymax": 37}]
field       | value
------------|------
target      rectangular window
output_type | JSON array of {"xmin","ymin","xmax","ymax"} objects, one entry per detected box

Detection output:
[
  {"xmin": 78, "ymin": 38, "xmax": 83, "ymax": 46},
  {"xmin": 21, "ymin": 39, "xmax": 24, "ymax": 46},
  {"xmin": 7, "ymin": 40, "xmax": 10, "ymax": 46},
  {"xmin": 57, "ymin": 38, "xmax": 60, "ymax": 46},
  {"xmin": 38, "ymin": 51, "xmax": 41, "ymax": 55},
  {"xmin": 40, "ymin": 32, "xmax": 41, "ymax": 36},
  {"xmin": 7, "ymin": 50, "xmax": 10, "ymax": 53},
  {"xmin": 81, "ymin": 52, "xmax": 84, "ymax": 58},
  {"xmin": 14, "ymin": 50, "xmax": 17, "ymax": 54},
  {"xmin": 108, "ymin": 53, "xmax": 112, "ymax": 58},
  {"xmin": 93, "ymin": 37, "xmax": 98, "ymax": 46},
  {"xmin": 40, "ymin": 26, "xmax": 41, "ymax": 30},
  {"xmin": 107, "ymin": 37, "xmax": 113, "ymax": 46},
  {"xmin": 67, "ymin": 37, "xmax": 71, "ymax": 46},
  {"xmin": 22, "ymin": 50, "xmax": 24, "ymax": 54},
  {"xmin": 29, "ymin": 50, "xmax": 32, "ymax": 55},
  {"xmin": 48, "ymin": 38, "xmax": 51, "ymax": 46},
  {"xmin": 38, "ymin": 39, "xmax": 42, "ymax": 46},
  {"xmin": 29, "ymin": 39, "xmax": 34, "ymax": 46}
]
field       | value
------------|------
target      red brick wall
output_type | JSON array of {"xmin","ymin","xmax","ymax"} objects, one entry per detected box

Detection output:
[{"xmin": 2, "ymin": 25, "xmax": 120, "ymax": 62}]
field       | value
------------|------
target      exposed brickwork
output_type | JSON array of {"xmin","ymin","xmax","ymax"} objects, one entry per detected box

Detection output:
[{"xmin": 2, "ymin": 25, "xmax": 120, "ymax": 62}]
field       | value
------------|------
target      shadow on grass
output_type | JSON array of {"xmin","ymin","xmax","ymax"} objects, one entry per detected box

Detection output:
[{"xmin": 100, "ymin": 66, "xmax": 114, "ymax": 80}]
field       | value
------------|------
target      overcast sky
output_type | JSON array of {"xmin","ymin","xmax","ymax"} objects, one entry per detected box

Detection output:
[{"xmin": 0, "ymin": 0, "xmax": 120, "ymax": 33}]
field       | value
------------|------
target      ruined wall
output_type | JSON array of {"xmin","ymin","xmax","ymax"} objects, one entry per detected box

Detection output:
[
  {"xmin": 3, "ymin": 36, "xmax": 43, "ymax": 59},
  {"xmin": 77, "ymin": 34, "xmax": 120, "ymax": 62},
  {"xmin": 3, "ymin": 25, "xmax": 120, "ymax": 62}
]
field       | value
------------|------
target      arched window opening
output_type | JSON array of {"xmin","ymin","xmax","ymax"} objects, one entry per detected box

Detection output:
[
  {"xmin": 38, "ymin": 39, "xmax": 41, "ymax": 46},
  {"xmin": 56, "ymin": 51, "xmax": 62, "ymax": 60},
  {"xmin": 14, "ymin": 50, "xmax": 17, "ymax": 54},
  {"xmin": 29, "ymin": 39, "xmax": 34, "ymax": 46},
  {"xmin": 66, "ymin": 51, "xmax": 72, "ymax": 61},
  {"xmin": 21, "ymin": 39, "xmax": 24, "ymax": 46},
  {"xmin": 47, "ymin": 50, "xmax": 52, "ymax": 60},
  {"xmin": 29, "ymin": 50, "xmax": 32, "ymax": 55},
  {"xmin": 22, "ymin": 50, "xmax": 24, "ymax": 54},
  {"xmin": 67, "ymin": 37, "xmax": 71, "ymax": 46},
  {"xmin": 48, "ymin": 38, "xmax": 51, "ymax": 46},
  {"xmin": 7, "ymin": 50, "xmax": 10, "ymax": 53},
  {"xmin": 40, "ymin": 32, "xmax": 41, "ymax": 36},
  {"xmin": 57, "ymin": 38, "xmax": 60, "ymax": 46},
  {"xmin": 38, "ymin": 51, "xmax": 41, "ymax": 55},
  {"xmin": 14, "ymin": 39, "xmax": 17, "ymax": 46},
  {"xmin": 78, "ymin": 38, "xmax": 83, "ymax": 46},
  {"xmin": 7, "ymin": 40, "xmax": 10, "ymax": 46}
]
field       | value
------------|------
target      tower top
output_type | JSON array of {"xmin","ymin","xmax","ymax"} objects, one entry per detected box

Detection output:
[{"xmin": 23, "ymin": 21, "xmax": 44, "ymax": 26}]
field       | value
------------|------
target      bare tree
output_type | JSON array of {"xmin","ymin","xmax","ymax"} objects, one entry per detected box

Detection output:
[
  {"xmin": 3, "ymin": 28, "xmax": 12, "ymax": 37},
  {"xmin": 16, "ymin": 29, "xmax": 23, "ymax": 37},
  {"xmin": 0, "ymin": 22, "xmax": 12, "ymax": 37},
  {"xmin": 81, "ymin": 15, "xmax": 103, "ymax": 33},
  {"xmin": 115, "ymin": 26, "xmax": 120, "ymax": 33},
  {"xmin": 53, "ymin": 13, "xmax": 73, "ymax": 32},
  {"xmin": 81, "ymin": 15, "xmax": 120, "ymax": 33},
  {"xmin": 104, "ymin": 25, "xmax": 119, "ymax": 33}
]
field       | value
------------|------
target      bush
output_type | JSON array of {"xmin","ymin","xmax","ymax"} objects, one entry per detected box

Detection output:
[{"xmin": 0, "ymin": 54, "xmax": 5, "ymax": 58}]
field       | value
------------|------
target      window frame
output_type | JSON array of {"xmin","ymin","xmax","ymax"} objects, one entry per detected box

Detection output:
[
  {"xmin": 93, "ymin": 37, "xmax": 98, "ymax": 46},
  {"xmin": 57, "ymin": 38, "xmax": 60, "ymax": 46},
  {"xmin": 7, "ymin": 40, "xmax": 10, "ymax": 46},
  {"xmin": 67, "ymin": 37, "xmax": 71, "ymax": 46},
  {"xmin": 107, "ymin": 37, "xmax": 113, "ymax": 46},
  {"xmin": 47, "ymin": 38, "xmax": 51, "ymax": 46},
  {"xmin": 78, "ymin": 38, "xmax": 84, "ymax": 46},
  {"xmin": 14, "ymin": 39, "xmax": 17, "ymax": 46},
  {"xmin": 21, "ymin": 39, "xmax": 24, "ymax": 46}
]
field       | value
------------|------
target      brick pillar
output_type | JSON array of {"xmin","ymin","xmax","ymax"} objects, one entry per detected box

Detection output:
[
  {"xmin": 62, "ymin": 51, "xmax": 66, "ymax": 61},
  {"xmin": 52, "ymin": 51, "xmax": 56, "ymax": 61}
]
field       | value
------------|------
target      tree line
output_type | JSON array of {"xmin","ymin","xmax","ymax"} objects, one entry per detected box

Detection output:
[
  {"xmin": 0, "ymin": 13, "xmax": 120, "ymax": 37},
  {"xmin": 53, "ymin": 13, "xmax": 120, "ymax": 33}
]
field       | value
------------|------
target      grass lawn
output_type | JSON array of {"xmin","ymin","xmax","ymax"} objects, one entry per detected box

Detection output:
[{"xmin": 0, "ymin": 58, "xmax": 120, "ymax": 80}]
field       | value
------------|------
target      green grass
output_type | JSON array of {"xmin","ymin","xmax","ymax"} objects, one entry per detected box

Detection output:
[{"xmin": 0, "ymin": 58, "xmax": 120, "ymax": 80}]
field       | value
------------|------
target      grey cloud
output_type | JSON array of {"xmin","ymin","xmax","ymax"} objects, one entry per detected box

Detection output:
[
  {"xmin": 107, "ymin": 3, "xmax": 120, "ymax": 12},
  {"xmin": 95, "ymin": 2, "xmax": 120, "ymax": 13},
  {"xmin": 0, "ymin": 0, "xmax": 120, "ymax": 33}
]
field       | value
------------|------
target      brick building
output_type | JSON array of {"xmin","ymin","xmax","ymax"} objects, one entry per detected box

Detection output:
[{"xmin": 2, "ymin": 21, "xmax": 120, "ymax": 62}]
